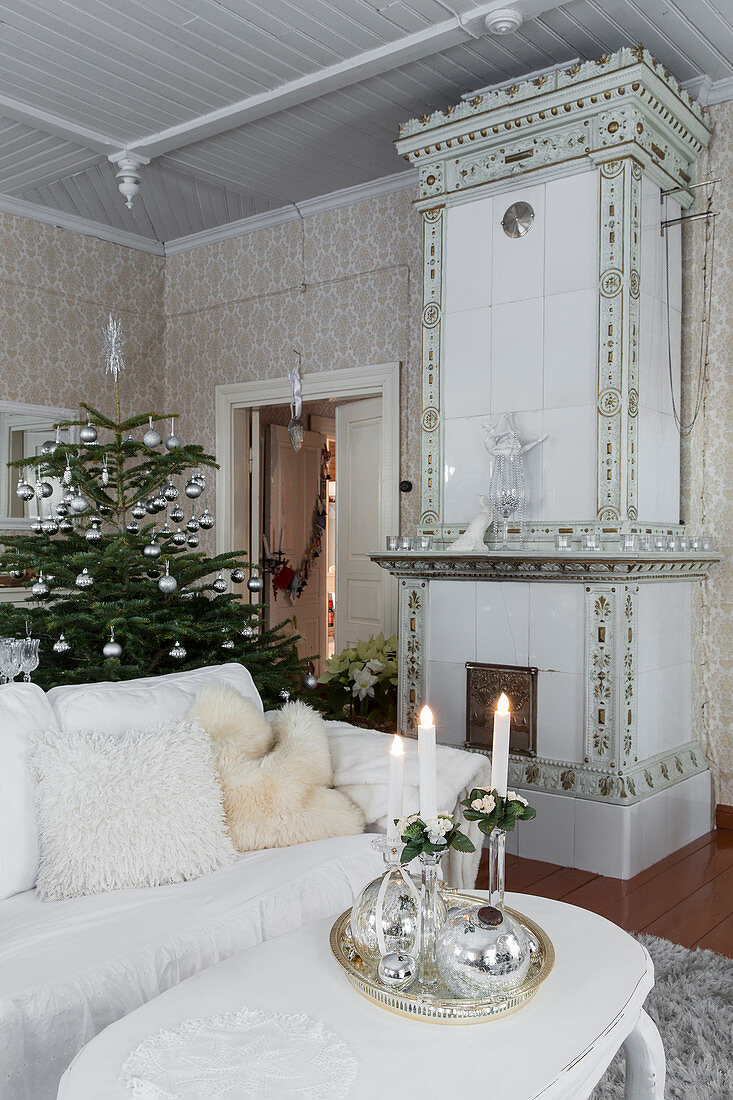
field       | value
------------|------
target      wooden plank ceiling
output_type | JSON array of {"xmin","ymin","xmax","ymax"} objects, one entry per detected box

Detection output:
[{"xmin": 0, "ymin": 0, "xmax": 730, "ymax": 246}]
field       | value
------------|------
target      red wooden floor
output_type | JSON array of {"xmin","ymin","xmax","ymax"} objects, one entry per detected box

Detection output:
[{"xmin": 475, "ymin": 828, "xmax": 733, "ymax": 957}]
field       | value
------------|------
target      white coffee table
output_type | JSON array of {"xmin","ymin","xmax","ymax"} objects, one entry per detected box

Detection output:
[{"xmin": 58, "ymin": 892, "xmax": 664, "ymax": 1099}]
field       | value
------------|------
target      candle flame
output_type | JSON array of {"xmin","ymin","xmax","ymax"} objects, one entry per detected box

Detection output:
[
  {"xmin": 419, "ymin": 705, "xmax": 434, "ymax": 726},
  {"xmin": 391, "ymin": 733, "xmax": 404, "ymax": 756},
  {"xmin": 497, "ymin": 693, "xmax": 510, "ymax": 715}
]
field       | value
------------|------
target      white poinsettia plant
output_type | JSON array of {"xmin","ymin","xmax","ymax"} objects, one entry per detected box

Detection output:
[{"xmin": 319, "ymin": 633, "xmax": 398, "ymax": 726}]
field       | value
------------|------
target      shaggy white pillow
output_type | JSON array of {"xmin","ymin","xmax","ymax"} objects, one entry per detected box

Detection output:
[
  {"xmin": 32, "ymin": 720, "xmax": 236, "ymax": 902},
  {"xmin": 190, "ymin": 685, "xmax": 364, "ymax": 851}
]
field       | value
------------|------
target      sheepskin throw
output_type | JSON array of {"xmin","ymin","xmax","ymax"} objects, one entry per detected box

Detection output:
[
  {"xmin": 32, "ymin": 720, "xmax": 236, "ymax": 902},
  {"xmin": 190, "ymin": 685, "xmax": 364, "ymax": 850}
]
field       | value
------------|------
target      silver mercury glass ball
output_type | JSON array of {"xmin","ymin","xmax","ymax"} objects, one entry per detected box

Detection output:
[
  {"xmin": 31, "ymin": 519, "xmax": 43, "ymax": 534},
  {"xmin": 351, "ymin": 869, "xmax": 440, "ymax": 967},
  {"xmin": 42, "ymin": 517, "xmax": 59, "ymax": 535},
  {"xmin": 152, "ymin": 492, "xmax": 167, "ymax": 511},
  {"xmin": 163, "ymin": 482, "xmax": 178, "ymax": 501},
  {"xmin": 17, "ymin": 481, "xmax": 35, "ymax": 502},
  {"xmin": 80, "ymin": 423, "xmax": 98, "ymax": 444},
  {"xmin": 36, "ymin": 481, "xmax": 54, "ymax": 499},
  {"xmin": 170, "ymin": 505, "xmax": 184, "ymax": 523},
  {"xmin": 86, "ymin": 523, "xmax": 102, "ymax": 543},
  {"xmin": 53, "ymin": 633, "xmax": 70, "ymax": 654},
  {"xmin": 172, "ymin": 528, "xmax": 186, "ymax": 546},
  {"xmin": 279, "ymin": 689, "xmax": 291, "ymax": 703},
  {"xmin": 165, "ymin": 433, "xmax": 181, "ymax": 451},
  {"xmin": 199, "ymin": 508, "xmax": 215, "ymax": 530},
  {"xmin": 143, "ymin": 426, "xmax": 162, "ymax": 448},
  {"xmin": 102, "ymin": 634, "xmax": 122, "ymax": 659},
  {"xmin": 127, "ymin": 520, "xmax": 140, "ymax": 535},
  {"xmin": 41, "ymin": 438, "xmax": 57, "ymax": 454},
  {"xmin": 75, "ymin": 568, "xmax": 93, "ymax": 589},
  {"xmin": 241, "ymin": 624, "xmax": 254, "ymax": 639},
  {"xmin": 69, "ymin": 493, "xmax": 89, "ymax": 515},
  {"xmin": 246, "ymin": 573, "xmax": 264, "ymax": 593},
  {"xmin": 59, "ymin": 519, "xmax": 74, "ymax": 533},
  {"xmin": 143, "ymin": 541, "xmax": 161, "ymax": 559},
  {"xmin": 187, "ymin": 534, "xmax": 199, "ymax": 548},
  {"xmin": 9, "ymin": 569, "xmax": 24, "ymax": 579},
  {"xmin": 131, "ymin": 502, "xmax": 147, "ymax": 519},
  {"xmin": 436, "ymin": 903, "xmax": 531, "ymax": 999},
  {"xmin": 303, "ymin": 671, "xmax": 318, "ymax": 691},
  {"xmin": 184, "ymin": 479, "xmax": 203, "ymax": 499},
  {"xmin": 186, "ymin": 516, "xmax": 199, "ymax": 532},
  {"xmin": 158, "ymin": 572, "xmax": 178, "ymax": 594},
  {"xmin": 169, "ymin": 639, "xmax": 186, "ymax": 659},
  {"xmin": 56, "ymin": 503, "xmax": 69, "ymax": 517},
  {"xmin": 212, "ymin": 573, "xmax": 227, "ymax": 593},
  {"xmin": 31, "ymin": 574, "xmax": 49, "ymax": 597},
  {"xmin": 191, "ymin": 472, "xmax": 206, "ymax": 487},
  {"xmin": 98, "ymin": 504, "xmax": 113, "ymax": 517},
  {"xmin": 377, "ymin": 951, "xmax": 416, "ymax": 991},
  {"xmin": 230, "ymin": 567, "xmax": 246, "ymax": 583},
  {"xmin": 145, "ymin": 499, "xmax": 159, "ymax": 515},
  {"xmin": 221, "ymin": 638, "xmax": 235, "ymax": 650}
]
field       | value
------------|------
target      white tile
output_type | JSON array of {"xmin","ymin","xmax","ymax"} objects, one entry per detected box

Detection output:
[
  {"xmin": 667, "ymin": 770, "xmax": 713, "ymax": 854},
  {"xmin": 490, "ymin": 297, "xmax": 544, "ymax": 412},
  {"xmin": 529, "ymin": 584, "xmax": 584, "ymax": 673},
  {"xmin": 427, "ymin": 660, "xmax": 467, "ymax": 746},
  {"xmin": 641, "ymin": 174, "xmax": 661, "ymax": 230},
  {"xmin": 640, "ymin": 225, "xmax": 664, "ymax": 302},
  {"xmin": 638, "ymin": 663, "xmax": 691, "ymax": 760},
  {"xmin": 545, "ymin": 171, "xmax": 598, "ymax": 295},
  {"xmin": 427, "ymin": 581, "xmax": 476, "ymax": 665},
  {"xmin": 637, "ymin": 668, "xmax": 662, "ymax": 760},
  {"xmin": 658, "ymin": 306, "xmax": 681, "ymax": 419},
  {"xmin": 443, "ymin": 416, "xmax": 491, "ymax": 523},
  {"xmin": 666, "ymin": 221, "xmax": 682, "ymax": 312},
  {"xmin": 535, "ymin": 671, "xmax": 585, "ymax": 763},
  {"xmin": 492, "ymin": 183, "xmax": 545, "ymax": 304},
  {"xmin": 574, "ymin": 799, "xmax": 643, "ymax": 879},
  {"xmin": 543, "ymin": 288, "xmax": 597, "ymax": 409},
  {"xmin": 516, "ymin": 789, "xmax": 574, "ymax": 865},
  {"xmin": 641, "ymin": 789, "xmax": 669, "ymax": 869},
  {"xmin": 637, "ymin": 583, "xmax": 692, "ymax": 672},
  {"xmin": 445, "ymin": 197, "xmax": 492, "ymax": 313},
  {"xmin": 443, "ymin": 308, "xmax": 492, "ymax": 419},
  {"xmin": 658, "ymin": 413, "xmax": 680, "ymax": 524},
  {"xmin": 539, "ymin": 405, "xmax": 596, "ymax": 520},
  {"xmin": 475, "ymin": 581, "xmax": 530, "ymax": 666},
  {"xmin": 637, "ymin": 405, "xmax": 661, "ymax": 522},
  {"xmin": 638, "ymin": 293, "xmax": 663, "ymax": 411}
]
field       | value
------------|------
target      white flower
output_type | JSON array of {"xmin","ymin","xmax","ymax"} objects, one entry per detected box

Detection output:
[
  {"xmin": 351, "ymin": 666, "xmax": 378, "ymax": 700},
  {"xmin": 507, "ymin": 790, "xmax": 528, "ymax": 806},
  {"xmin": 471, "ymin": 793, "xmax": 496, "ymax": 814},
  {"xmin": 397, "ymin": 813, "xmax": 420, "ymax": 835},
  {"xmin": 424, "ymin": 814, "xmax": 453, "ymax": 845},
  {"xmin": 366, "ymin": 658, "xmax": 385, "ymax": 674}
]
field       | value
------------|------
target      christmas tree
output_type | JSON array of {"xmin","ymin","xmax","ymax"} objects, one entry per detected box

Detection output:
[{"xmin": 0, "ymin": 318, "xmax": 307, "ymax": 708}]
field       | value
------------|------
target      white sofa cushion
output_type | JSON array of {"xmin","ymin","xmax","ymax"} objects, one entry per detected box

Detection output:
[
  {"xmin": 0, "ymin": 683, "xmax": 59, "ymax": 900},
  {"xmin": 47, "ymin": 663, "xmax": 262, "ymax": 734}
]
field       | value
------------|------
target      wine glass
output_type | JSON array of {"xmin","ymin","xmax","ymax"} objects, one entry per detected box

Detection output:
[
  {"xmin": 0, "ymin": 639, "xmax": 13, "ymax": 685},
  {"xmin": 19, "ymin": 638, "xmax": 40, "ymax": 682},
  {"xmin": 5, "ymin": 639, "xmax": 23, "ymax": 683}
]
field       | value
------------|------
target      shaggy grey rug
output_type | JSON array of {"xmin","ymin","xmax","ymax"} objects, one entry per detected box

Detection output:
[{"xmin": 592, "ymin": 935, "xmax": 733, "ymax": 1099}]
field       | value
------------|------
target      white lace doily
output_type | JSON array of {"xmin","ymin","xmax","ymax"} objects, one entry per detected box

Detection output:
[{"xmin": 121, "ymin": 1007, "xmax": 357, "ymax": 1099}]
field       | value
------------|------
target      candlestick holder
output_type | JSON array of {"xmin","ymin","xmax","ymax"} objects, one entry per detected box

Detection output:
[
  {"xmin": 487, "ymin": 826, "xmax": 506, "ymax": 912},
  {"xmin": 350, "ymin": 838, "xmax": 424, "ymax": 969},
  {"xmin": 416, "ymin": 850, "xmax": 447, "ymax": 989}
]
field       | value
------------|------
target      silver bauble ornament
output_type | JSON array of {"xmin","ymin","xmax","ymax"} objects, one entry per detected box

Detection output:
[
  {"xmin": 212, "ymin": 572, "xmax": 227, "ymax": 593},
  {"xmin": 85, "ymin": 522, "xmax": 102, "ymax": 543},
  {"xmin": 170, "ymin": 505, "xmax": 184, "ymax": 523},
  {"xmin": 184, "ymin": 479, "xmax": 203, "ymax": 499},
  {"xmin": 169, "ymin": 639, "xmax": 186, "ymax": 659},
  {"xmin": 127, "ymin": 520, "xmax": 140, "ymax": 535},
  {"xmin": 350, "ymin": 868, "xmax": 433, "ymax": 966},
  {"xmin": 131, "ymin": 502, "xmax": 147, "ymax": 519},
  {"xmin": 231, "ymin": 567, "xmax": 245, "ymax": 583},
  {"xmin": 278, "ymin": 689, "xmax": 291, "ymax": 703},
  {"xmin": 41, "ymin": 439, "xmax": 57, "ymax": 454},
  {"xmin": 377, "ymin": 951, "xmax": 416, "ymax": 991},
  {"xmin": 80, "ymin": 423, "xmax": 98, "ymax": 444},
  {"xmin": 165, "ymin": 433, "xmax": 181, "ymax": 451},
  {"xmin": 246, "ymin": 573, "xmax": 264, "ymax": 593},
  {"xmin": 221, "ymin": 638, "xmax": 235, "ymax": 650},
  {"xmin": 172, "ymin": 528, "xmax": 186, "ymax": 546},
  {"xmin": 56, "ymin": 503, "xmax": 69, "ymax": 517},
  {"xmin": 186, "ymin": 534, "xmax": 199, "ymax": 548},
  {"xmin": 98, "ymin": 503, "xmax": 113, "ymax": 517},
  {"xmin": 303, "ymin": 671, "xmax": 318, "ymax": 691},
  {"xmin": 69, "ymin": 493, "xmax": 89, "ymax": 515},
  {"xmin": 75, "ymin": 568, "xmax": 93, "ymax": 588},
  {"xmin": 158, "ymin": 562, "xmax": 177, "ymax": 593},
  {"xmin": 102, "ymin": 628, "xmax": 122, "ymax": 659},
  {"xmin": 240, "ymin": 624, "xmax": 254, "ymax": 640},
  {"xmin": 160, "ymin": 522, "xmax": 172, "ymax": 536},
  {"xmin": 143, "ymin": 539, "xmax": 161, "ymax": 559},
  {"xmin": 63, "ymin": 488, "xmax": 74, "ymax": 504},
  {"xmin": 59, "ymin": 519, "xmax": 74, "ymax": 533},
  {"xmin": 435, "ymin": 904, "xmax": 531, "ymax": 999},
  {"xmin": 53, "ymin": 633, "xmax": 70, "ymax": 654},
  {"xmin": 9, "ymin": 568, "xmax": 24, "ymax": 579},
  {"xmin": 42, "ymin": 517, "xmax": 59, "ymax": 535},
  {"xmin": 31, "ymin": 519, "xmax": 43, "ymax": 534},
  {"xmin": 152, "ymin": 492, "xmax": 167, "ymax": 511},
  {"xmin": 31, "ymin": 572, "xmax": 49, "ymax": 597},
  {"xmin": 36, "ymin": 480, "xmax": 54, "ymax": 499},
  {"xmin": 163, "ymin": 482, "xmax": 178, "ymax": 502},
  {"xmin": 186, "ymin": 516, "xmax": 199, "ymax": 533},
  {"xmin": 16, "ymin": 479, "xmax": 35, "ymax": 502},
  {"xmin": 143, "ymin": 417, "xmax": 161, "ymax": 448},
  {"xmin": 145, "ymin": 499, "xmax": 158, "ymax": 515},
  {"xmin": 199, "ymin": 508, "xmax": 214, "ymax": 530},
  {"xmin": 146, "ymin": 567, "xmax": 161, "ymax": 579}
]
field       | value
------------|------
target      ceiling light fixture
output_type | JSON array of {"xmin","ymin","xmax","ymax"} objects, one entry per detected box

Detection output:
[
  {"xmin": 108, "ymin": 151, "xmax": 149, "ymax": 210},
  {"xmin": 484, "ymin": 8, "xmax": 523, "ymax": 35}
]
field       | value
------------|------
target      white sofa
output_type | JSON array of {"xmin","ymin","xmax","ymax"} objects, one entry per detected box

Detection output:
[{"xmin": 0, "ymin": 664, "xmax": 490, "ymax": 1100}]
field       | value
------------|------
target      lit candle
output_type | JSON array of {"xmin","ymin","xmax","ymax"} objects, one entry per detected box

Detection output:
[
  {"xmin": 418, "ymin": 705, "xmax": 437, "ymax": 821},
  {"xmin": 387, "ymin": 734, "xmax": 404, "ymax": 844},
  {"xmin": 491, "ymin": 693, "xmax": 511, "ymax": 798}
]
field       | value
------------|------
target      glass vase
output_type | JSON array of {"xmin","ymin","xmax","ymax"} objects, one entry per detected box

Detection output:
[
  {"xmin": 488, "ymin": 827, "xmax": 506, "ymax": 912},
  {"xmin": 416, "ymin": 850, "xmax": 446, "ymax": 990}
]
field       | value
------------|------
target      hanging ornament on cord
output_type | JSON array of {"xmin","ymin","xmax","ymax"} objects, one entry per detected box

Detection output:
[
  {"xmin": 36, "ymin": 478, "xmax": 53, "ymax": 499},
  {"xmin": 187, "ymin": 533, "xmax": 199, "ymax": 548},
  {"xmin": 185, "ymin": 478, "xmax": 202, "ymax": 499},
  {"xmin": 41, "ymin": 516, "xmax": 59, "ymax": 535},
  {"xmin": 241, "ymin": 624, "xmax": 254, "ymax": 640},
  {"xmin": 53, "ymin": 633, "xmax": 70, "ymax": 654},
  {"xmin": 247, "ymin": 571, "xmax": 264, "ymax": 593},
  {"xmin": 131, "ymin": 501, "xmax": 146, "ymax": 519},
  {"xmin": 86, "ymin": 521, "xmax": 102, "ymax": 543},
  {"xmin": 287, "ymin": 349, "xmax": 305, "ymax": 454},
  {"xmin": 31, "ymin": 571, "xmax": 48, "ymax": 597},
  {"xmin": 199, "ymin": 507, "xmax": 214, "ymax": 530},
  {"xmin": 16, "ymin": 475, "xmax": 34, "ymax": 502},
  {"xmin": 163, "ymin": 481, "xmax": 178, "ymax": 502},
  {"xmin": 231, "ymin": 567, "xmax": 245, "ymax": 583},
  {"xmin": 303, "ymin": 667, "xmax": 318, "ymax": 691},
  {"xmin": 165, "ymin": 418, "xmax": 181, "ymax": 451},
  {"xmin": 170, "ymin": 504, "xmax": 184, "ymax": 523},
  {"xmin": 212, "ymin": 572, "xmax": 227, "ymax": 593},
  {"xmin": 80, "ymin": 420, "xmax": 98, "ymax": 444},
  {"xmin": 172, "ymin": 527, "xmax": 186, "ymax": 546},
  {"xmin": 127, "ymin": 519, "xmax": 140, "ymax": 535},
  {"xmin": 143, "ymin": 534, "xmax": 161, "ymax": 559},
  {"xmin": 186, "ymin": 511, "xmax": 199, "ymax": 532},
  {"xmin": 158, "ymin": 560, "xmax": 177, "ymax": 593},
  {"xmin": 102, "ymin": 627, "xmax": 122, "ymax": 659},
  {"xmin": 69, "ymin": 491, "xmax": 89, "ymax": 515},
  {"xmin": 221, "ymin": 637, "xmax": 235, "ymax": 650},
  {"xmin": 169, "ymin": 639, "xmax": 186, "ymax": 660},
  {"xmin": 101, "ymin": 454, "xmax": 109, "ymax": 486},
  {"xmin": 75, "ymin": 568, "xmax": 93, "ymax": 588},
  {"xmin": 63, "ymin": 457, "xmax": 73, "ymax": 486},
  {"xmin": 143, "ymin": 416, "xmax": 161, "ymax": 449}
]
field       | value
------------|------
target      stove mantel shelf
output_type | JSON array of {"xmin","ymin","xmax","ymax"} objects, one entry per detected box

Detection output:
[{"xmin": 369, "ymin": 550, "xmax": 720, "ymax": 583}]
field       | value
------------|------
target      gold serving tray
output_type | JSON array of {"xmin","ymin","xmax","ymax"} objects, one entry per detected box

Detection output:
[{"xmin": 329, "ymin": 889, "xmax": 554, "ymax": 1024}]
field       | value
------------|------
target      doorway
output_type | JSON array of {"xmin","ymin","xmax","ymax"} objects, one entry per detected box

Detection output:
[{"xmin": 215, "ymin": 364, "xmax": 400, "ymax": 674}]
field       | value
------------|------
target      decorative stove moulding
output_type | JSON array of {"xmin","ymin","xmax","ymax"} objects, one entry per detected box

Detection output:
[{"xmin": 417, "ymin": 520, "xmax": 690, "ymax": 545}]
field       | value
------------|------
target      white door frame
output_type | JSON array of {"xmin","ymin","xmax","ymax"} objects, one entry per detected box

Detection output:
[{"xmin": 215, "ymin": 363, "xmax": 401, "ymax": 634}]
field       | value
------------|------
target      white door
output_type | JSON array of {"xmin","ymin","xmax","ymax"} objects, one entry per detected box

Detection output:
[{"xmin": 335, "ymin": 397, "xmax": 396, "ymax": 649}]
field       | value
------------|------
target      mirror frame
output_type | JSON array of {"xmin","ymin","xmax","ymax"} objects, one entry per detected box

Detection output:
[{"xmin": 0, "ymin": 401, "xmax": 78, "ymax": 529}]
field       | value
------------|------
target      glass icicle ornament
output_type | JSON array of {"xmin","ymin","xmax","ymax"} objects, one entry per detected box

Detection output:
[{"xmin": 484, "ymin": 413, "xmax": 547, "ymax": 548}]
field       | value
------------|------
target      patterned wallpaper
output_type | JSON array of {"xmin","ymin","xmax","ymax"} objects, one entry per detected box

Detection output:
[{"xmin": 681, "ymin": 101, "xmax": 733, "ymax": 805}]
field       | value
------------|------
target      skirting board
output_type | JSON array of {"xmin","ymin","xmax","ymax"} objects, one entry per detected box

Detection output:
[
  {"xmin": 492, "ymin": 770, "xmax": 713, "ymax": 879},
  {"xmin": 716, "ymin": 804, "xmax": 733, "ymax": 830}
]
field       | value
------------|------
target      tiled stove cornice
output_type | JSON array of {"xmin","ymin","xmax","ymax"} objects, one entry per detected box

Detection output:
[{"xmin": 371, "ymin": 551, "xmax": 720, "ymax": 584}]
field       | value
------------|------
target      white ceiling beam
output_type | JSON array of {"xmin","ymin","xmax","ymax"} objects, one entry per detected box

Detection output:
[
  {"xmin": 0, "ymin": 92, "xmax": 122, "ymax": 154},
  {"xmin": 126, "ymin": 0, "xmax": 566, "ymax": 159}
]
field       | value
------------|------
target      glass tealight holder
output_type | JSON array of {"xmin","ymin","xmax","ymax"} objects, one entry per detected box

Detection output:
[
  {"xmin": 399, "ymin": 535, "xmax": 412, "ymax": 551},
  {"xmin": 620, "ymin": 533, "xmax": 637, "ymax": 552},
  {"xmin": 701, "ymin": 536, "xmax": 713, "ymax": 551},
  {"xmin": 638, "ymin": 535, "xmax": 652, "ymax": 552},
  {"xmin": 677, "ymin": 536, "xmax": 688, "ymax": 552},
  {"xmin": 666, "ymin": 535, "xmax": 679, "ymax": 552},
  {"xmin": 416, "ymin": 535, "xmax": 433, "ymax": 551},
  {"xmin": 386, "ymin": 535, "xmax": 398, "ymax": 551},
  {"xmin": 653, "ymin": 535, "xmax": 667, "ymax": 551},
  {"xmin": 688, "ymin": 536, "xmax": 701, "ymax": 551},
  {"xmin": 582, "ymin": 533, "xmax": 600, "ymax": 551},
  {"xmin": 554, "ymin": 533, "xmax": 571, "ymax": 551}
]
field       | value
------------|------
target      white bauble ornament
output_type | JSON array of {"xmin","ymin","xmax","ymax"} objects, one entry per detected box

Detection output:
[
  {"xmin": 231, "ymin": 567, "xmax": 245, "ymax": 583},
  {"xmin": 31, "ymin": 572, "xmax": 48, "ymax": 596},
  {"xmin": 246, "ymin": 573, "xmax": 264, "ymax": 593},
  {"xmin": 69, "ymin": 493, "xmax": 89, "ymax": 515},
  {"xmin": 80, "ymin": 422, "xmax": 98, "ymax": 444},
  {"xmin": 169, "ymin": 639, "xmax": 186, "ymax": 659},
  {"xmin": 102, "ymin": 628, "xmax": 122, "ymax": 659},
  {"xmin": 75, "ymin": 568, "xmax": 93, "ymax": 588},
  {"xmin": 53, "ymin": 633, "xmax": 70, "ymax": 654},
  {"xmin": 158, "ymin": 562, "xmax": 177, "ymax": 593},
  {"xmin": 184, "ymin": 480, "xmax": 202, "ymax": 499},
  {"xmin": 199, "ymin": 508, "xmax": 214, "ymax": 530},
  {"xmin": 212, "ymin": 572, "xmax": 227, "ymax": 593},
  {"xmin": 172, "ymin": 528, "xmax": 186, "ymax": 546},
  {"xmin": 143, "ymin": 417, "xmax": 161, "ymax": 448}
]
